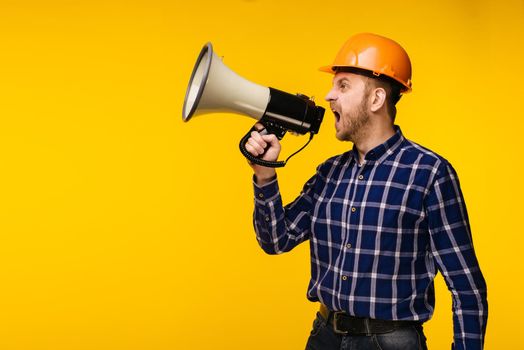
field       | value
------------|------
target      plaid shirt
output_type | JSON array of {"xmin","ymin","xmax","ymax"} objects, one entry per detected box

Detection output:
[{"xmin": 253, "ymin": 126, "xmax": 487, "ymax": 350}]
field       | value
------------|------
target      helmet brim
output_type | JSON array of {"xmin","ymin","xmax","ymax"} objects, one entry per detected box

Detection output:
[
  {"xmin": 318, "ymin": 65, "xmax": 412, "ymax": 93},
  {"xmin": 318, "ymin": 65, "xmax": 335, "ymax": 73}
]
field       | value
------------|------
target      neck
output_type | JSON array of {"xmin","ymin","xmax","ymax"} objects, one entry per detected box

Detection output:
[{"xmin": 353, "ymin": 122, "xmax": 396, "ymax": 164}]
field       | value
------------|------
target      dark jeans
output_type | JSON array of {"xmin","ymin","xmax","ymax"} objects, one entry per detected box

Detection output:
[{"xmin": 305, "ymin": 312, "xmax": 428, "ymax": 350}]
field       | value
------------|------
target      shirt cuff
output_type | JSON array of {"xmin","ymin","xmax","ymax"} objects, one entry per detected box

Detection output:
[{"xmin": 253, "ymin": 175, "xmax": 279, "ymax": 203}]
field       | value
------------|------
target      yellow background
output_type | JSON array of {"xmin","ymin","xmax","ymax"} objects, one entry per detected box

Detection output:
[{"xmin": 0, "ymin": 0, "xmax": 521, "ymax": 349}]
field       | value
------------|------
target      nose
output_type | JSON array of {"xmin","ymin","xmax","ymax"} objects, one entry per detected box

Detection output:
[{"xmin": 325, "ymin": 87, "xmax": 337, "ymax": 102}]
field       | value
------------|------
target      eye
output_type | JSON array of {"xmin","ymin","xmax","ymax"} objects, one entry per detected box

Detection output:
[{"xmin": 338, "ymin": 80, "xmax": 349, "ymax": 91}]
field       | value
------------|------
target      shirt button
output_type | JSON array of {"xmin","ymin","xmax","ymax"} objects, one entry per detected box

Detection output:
[
  {"xmin": 264, "ymin": 216, "xmax": 270, "ymax": 222},
  {"xmin": 345, "ymin": 243, "xmax": 352, "ymax": 249},
  {"xmin": 358, "ymin": 175, "xmax": 364, "ymax": 180},
  {"xmin": 351, "ymin": 207, "xmax": 357, "ymax": 213},
  {"xmin": 341, "ymin": 275, "xmax": 348, "ymax": 281},
  {"xmin": 258, "ymin": 193, "xmax": 264, "ymax": 198}
]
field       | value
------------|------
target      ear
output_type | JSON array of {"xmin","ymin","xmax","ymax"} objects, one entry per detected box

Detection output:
[{"xmin": 369, "ymin": 87, "xmax": 386, "ymax": 112}]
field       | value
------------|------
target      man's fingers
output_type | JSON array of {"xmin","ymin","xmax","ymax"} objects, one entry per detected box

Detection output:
[
  {"xmin": 254, "ymin": 123, "xmax": 265, "ymax": 132},
  {"xmin": 250, "ymin": 131, "xmax": 267, "ymax": 149},
  {"xmin": 245, "ymin": 142, "xmax": 258, "ymax": 156},
  {"xmin": 262, "ymin": 134, "xmax": 280, "ymax": 148},
  {"xmin": 245, "ymin": 129, "xmax": 281, "ymax": 161},
  {"xmin": 246, "ymin": 137, "xmax": 265, "ymax": 155}
]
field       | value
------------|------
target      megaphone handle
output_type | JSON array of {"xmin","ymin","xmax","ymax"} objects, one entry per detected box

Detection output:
[{"xmin": 239, "ymin": 124, "xmax": 287, "ymax": 168}]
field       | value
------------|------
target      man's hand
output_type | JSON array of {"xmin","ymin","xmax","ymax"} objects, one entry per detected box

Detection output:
[{"xmin": 245, "ymin": 123, "xmax": 281, "ymax": 185}]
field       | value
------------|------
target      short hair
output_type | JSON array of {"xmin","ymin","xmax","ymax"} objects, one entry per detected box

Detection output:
[{"xmin": 335, "ymin": 67, "xmax": 403, "ymax": 121}]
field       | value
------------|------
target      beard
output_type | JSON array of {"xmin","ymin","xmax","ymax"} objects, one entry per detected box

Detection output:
[{"xmin": 335, "ymin": 98, "xmax": 371, "ymax": 142}]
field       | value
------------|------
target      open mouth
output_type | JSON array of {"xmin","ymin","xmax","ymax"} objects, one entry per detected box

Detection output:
[{"xmin": 332, "ymin": 110, "xmax": 341, "ymax": 122}]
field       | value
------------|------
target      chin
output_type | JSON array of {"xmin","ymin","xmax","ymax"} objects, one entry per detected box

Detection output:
[{"xmin": 335, "ymin": 131, "xmax": 352, "ymax": 142}]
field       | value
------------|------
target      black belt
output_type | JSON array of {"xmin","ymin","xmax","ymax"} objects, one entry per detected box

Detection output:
[{"xmin": 319, "ymin": 304, "xmax": 421, "ymax": 335}]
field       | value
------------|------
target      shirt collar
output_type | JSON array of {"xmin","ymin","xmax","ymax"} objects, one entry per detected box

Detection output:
[{"xmin": 351, "ymin": 125, "xmax": 405, "ymax": 164}]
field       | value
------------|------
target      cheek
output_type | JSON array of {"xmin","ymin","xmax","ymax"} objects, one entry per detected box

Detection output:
[
  {"xmin": 339, "ymin": 101, "xmax": 354, "ymax": 119},
  {"xmin": 338, "ymin": 94, "xmax": 354, "ymax": 110}
]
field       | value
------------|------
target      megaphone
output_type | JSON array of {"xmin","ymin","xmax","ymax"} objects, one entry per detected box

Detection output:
[{"xmin": 183, "ymin": 43, "xmax": 325, "ymax": 168}]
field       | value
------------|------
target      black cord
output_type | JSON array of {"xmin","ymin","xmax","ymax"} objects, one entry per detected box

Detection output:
[{"xmin": 284, "ymin": 132, "xmax": 314, "ymax": 164}]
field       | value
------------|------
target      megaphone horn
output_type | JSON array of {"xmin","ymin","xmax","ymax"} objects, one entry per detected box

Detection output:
[{"xmin": 183, "ymin": 43, "xmax": 325, "ymax": 168}]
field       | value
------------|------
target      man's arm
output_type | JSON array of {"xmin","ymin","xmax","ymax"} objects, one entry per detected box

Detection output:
[
  {"xmin": 252, "ymin": 171, "xmax": 317, "ymax": 254},
  {"xmin": 425, "ymin": 161, "xmax": 488, "ymax": 350},
  {"xmin": 246, "ymin": 126, "xmax": 317, "ymax": 254}
]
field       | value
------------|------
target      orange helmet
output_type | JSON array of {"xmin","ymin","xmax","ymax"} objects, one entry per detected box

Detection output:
[{"xmin": 320, "ymin": 33, "xmax": 412, "ymax": 92}]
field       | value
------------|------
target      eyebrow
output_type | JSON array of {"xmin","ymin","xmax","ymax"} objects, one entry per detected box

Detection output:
[{"xmin": 334, "ymin": 77, "xmax": 350, "ymax": 85}]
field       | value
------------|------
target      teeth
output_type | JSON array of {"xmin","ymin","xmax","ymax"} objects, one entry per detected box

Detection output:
[{"xmin": 330, "ymin": 106, "xmax": 340, "ymax": 120}]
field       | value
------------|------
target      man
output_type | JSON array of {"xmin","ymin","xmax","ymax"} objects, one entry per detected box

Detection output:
[{"xmin": 245, "ymin": 33, "xmax": 487, "ymax": 350}]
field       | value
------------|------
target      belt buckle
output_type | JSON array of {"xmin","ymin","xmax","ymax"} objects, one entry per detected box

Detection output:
[{"xmin": 332, "ymin": 312, "xmax": 349, "ymax": 335}]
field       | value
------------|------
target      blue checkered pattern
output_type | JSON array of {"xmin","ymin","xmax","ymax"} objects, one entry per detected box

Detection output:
[{"xmin": 253, "ymin": 126, "xmax": 487, "ymax": 350}]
